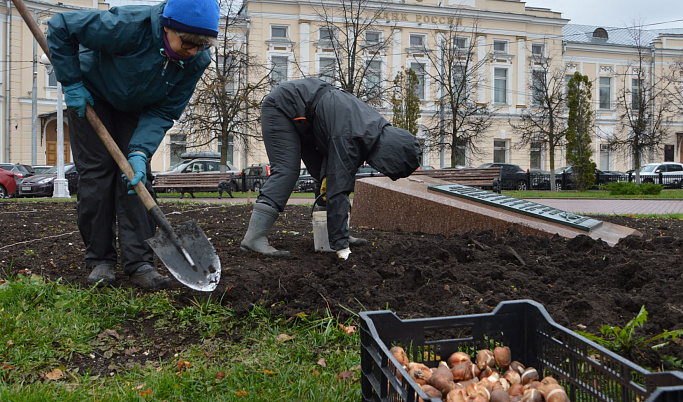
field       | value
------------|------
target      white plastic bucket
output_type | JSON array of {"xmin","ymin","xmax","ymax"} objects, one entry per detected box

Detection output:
[{"xmin": 312, "ymin": 211, "xmax": 334, "ymax": 252}]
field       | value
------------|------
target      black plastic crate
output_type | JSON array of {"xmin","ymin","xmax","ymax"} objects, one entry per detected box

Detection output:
[{"xmin": 360, "ymin": 300, "xmax": 683, "ymax": 402}]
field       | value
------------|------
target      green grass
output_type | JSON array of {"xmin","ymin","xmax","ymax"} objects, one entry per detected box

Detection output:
[{"xmin": 0, "ymin": 275, "xmax": 361, "ymax": 401}]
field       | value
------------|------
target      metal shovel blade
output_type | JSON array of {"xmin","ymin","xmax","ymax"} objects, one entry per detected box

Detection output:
[{"xmin": 146, "ymin": 220, "xmax": 221, "ymax": 291}]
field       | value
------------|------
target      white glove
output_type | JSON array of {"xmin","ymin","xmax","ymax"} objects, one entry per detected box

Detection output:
[{"xmin": 336, "ymin": 247, "xmax": 351, "ymax": 260}]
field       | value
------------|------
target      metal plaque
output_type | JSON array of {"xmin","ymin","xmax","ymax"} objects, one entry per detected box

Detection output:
[{"xmin": 429, "ymin": 184, "xmax": 603, "ymax": 232}]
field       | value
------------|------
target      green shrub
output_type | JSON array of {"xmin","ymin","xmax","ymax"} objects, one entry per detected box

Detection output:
[{"xmin": 604, "ymin": 181, "xmax": 662, "ymax": 195}]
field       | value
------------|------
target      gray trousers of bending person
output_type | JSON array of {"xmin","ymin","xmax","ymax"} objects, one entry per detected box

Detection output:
[
  {"xmin": 256, "ymin": 96, "xmax": 323, "ymax": 211},
  {"xmin": 67, "ymin": 99, "xmax": 157, "ymax": 275}
]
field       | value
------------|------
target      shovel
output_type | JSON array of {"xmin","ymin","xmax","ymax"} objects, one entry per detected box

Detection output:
[{"xmin": 13, "ymin": 0, "xmax": 220, "ymax": 291}]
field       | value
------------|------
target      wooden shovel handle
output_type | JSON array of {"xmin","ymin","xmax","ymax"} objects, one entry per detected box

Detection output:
[{"xmin": 12, "ymin": 0, "xmax": 156, "ymax": 211}]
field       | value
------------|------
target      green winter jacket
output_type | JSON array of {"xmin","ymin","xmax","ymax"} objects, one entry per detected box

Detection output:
[{"xmin": 46, "ymin": 2, "xmax": 210, "ymax": 158}]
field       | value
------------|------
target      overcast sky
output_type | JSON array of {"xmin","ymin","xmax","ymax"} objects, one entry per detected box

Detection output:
[{"xmin": 524, "ymin": 0, "xmax": 683, "ymax": 29}]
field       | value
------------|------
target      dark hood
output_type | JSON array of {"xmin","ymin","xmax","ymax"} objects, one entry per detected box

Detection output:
[{"xmin": 366, "ymin": 126, "xmax": 421, "ymax": 180}]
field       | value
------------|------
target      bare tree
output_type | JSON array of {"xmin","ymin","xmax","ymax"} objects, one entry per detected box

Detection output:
[
  {"xmin": 178, "ymin": 0, "xmax": 271, "ymax": 170},
  {"xmin": 510, "ymin": 44, "xmax": 568, "ymax": 190},
  {"xmin": 611, "ymin": 27, "xmax": 678, "ymax": 181},
  {"xmin": 421, "ymin": 19, "xmax": 493, "ymax": 167},
  {"xmin": 306, "ymin": 0, "xmax": 394, "ymax": 102}
]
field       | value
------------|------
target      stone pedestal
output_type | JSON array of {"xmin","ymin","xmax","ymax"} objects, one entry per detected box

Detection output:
[{"xmin": 350, "ymin": 176, "xmax": 640, "ymax": 246}]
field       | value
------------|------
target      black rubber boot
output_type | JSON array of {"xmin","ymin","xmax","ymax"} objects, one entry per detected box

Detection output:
[
  {"xmin": 349, "ymin": 236, "xmax": 368, "ymax": 246},
  {"xmin": 129, "ymin": 265, "xmax": 172, "ymax": 290},
  {"xmin": 240, "ymin": 203, "xmax": 291, "ymax": 258},
  {"xmin": 88, "ymin": 264, "xmax": 116, "ymax": 286}
]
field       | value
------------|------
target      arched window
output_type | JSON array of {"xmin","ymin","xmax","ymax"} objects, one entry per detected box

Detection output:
[{"xmin": 593, "ymin": 28, "xmax": 608, "ymax": 39}]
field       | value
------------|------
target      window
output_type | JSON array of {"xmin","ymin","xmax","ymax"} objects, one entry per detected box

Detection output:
[
  {"xmin": 454, "ymin": 144, "xmax": 466, "ymax": 166},
  {"xmin": 493, "ymin": 140, "xmax": 507, "ymax": 163},
  {"xmin": 632, "ymin": 78, "xmax": 642, "ymax": 110},
  {"xmin": 494, "ymin": 68, "xmax": 507, "ymax": 104},
  {"xmin": 169, "ymin": 134, "xmax": 187, "ymax": 168},
  {"xmin": 599, "ymin": 77, "xmax": 611, "ymax": 109},
  {"xmin": 453, "ymin": 64, "xmax": 467, "ymax": 93},
  {"xmin": 318, "ymin": 58, "xmax": 336, "ymax": 84},
  {"xmin": 599, "ymin": 144, "xmax": 611, "ymax": 171},
  {"xmin": 364, "ymin": 60, "xmax": 381, "ymax": 99},
  {"xmin": 271, "ymin": 56, "xmax": 288, "ymax": 86},
  {"xmin": 454, "ymin": 36, "xmax": 467, "ymax": 49},
  {"xmin": 530, "ymin": 141, "xmax": 542, "ymax": 169},
  {"xmin": 493, "ymin": 40, "xmax": 507, "ymax": 53},
  {"xmin": 47, "ymin": 69, "xmax": 58, "ymax": 88},
  {"xmin": 409, "ymin": 34, "xmax": 425, "ymax": 48},
  {"xmin": 531, "ymin": 70, "xmax": 545, "ymax": 106},
  {"xmin": 531, "ymin": 43, "xmax": 544, "ymax": 56},
  {"xmin": 366, "ymin": 31, "xmax": 380, "ymax": 44},
  {"xmin": 319, "ymin": 27, "xmax": 333, "ymax": 41},
  {"xmin": 271, "ymin": 26, "xmax": 288, "ymax": 39},
  {"xmin": 410, "ymin": 62, "xmax": 425, "ymax": 100},
  {"xmin": 665, "ymin": 144, "xmax": 675, "ymax": 162},
  {"xmin": 565, "ymin": 75, "xmax": 573, "ymax": 99},
  {"xmin": 217, "ymin": 55, "xmax": 237, "ymax": 94}
]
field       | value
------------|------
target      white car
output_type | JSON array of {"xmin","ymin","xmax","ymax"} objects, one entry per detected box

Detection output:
[{"xmin": 636, "ymin": 162, "xmax": 683, "ymax": 188}]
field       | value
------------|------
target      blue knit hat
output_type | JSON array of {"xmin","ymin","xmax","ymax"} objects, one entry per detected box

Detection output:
[{"xmin": 161, "ymin": 0, "xmax": 220, "ymax": 38}]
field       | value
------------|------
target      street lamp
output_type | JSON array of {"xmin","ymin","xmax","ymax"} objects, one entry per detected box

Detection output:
[{"xmin": 40, "ymin": 53, "xmax": 70, "ymax": 198}]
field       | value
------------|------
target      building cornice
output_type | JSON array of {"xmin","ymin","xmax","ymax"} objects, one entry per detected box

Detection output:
[{"xmin": 246, "ymin": 0, "xmax": 568, "ymax": 30}]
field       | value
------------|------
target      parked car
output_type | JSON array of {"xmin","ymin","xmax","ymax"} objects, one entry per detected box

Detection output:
[
  {"xmin": 295, "ymin": 167, "xmax": 317, "ymax": 193},
  {"xmin": 0, "ymin": 167, "xmax": 17, "ymax": 198},
  {"xmin": 154, "ymin": 158, "xmax": 241, "ymax": 191},
  {"xmin": 477, "ymin": 163, "xmax": 528, "ymax": 190},
  {"xmin": 241, "ymin": 164, "xmax": 271, "ymax": 192},
  {"xmin": 355, "ymin": 164, "xmax": 383, "ymax": 180},
  {"xmin": 635, "ymin": 162, "xmax": 683, "ymax": 188},
  {"xmin": 18, "ymin": 163, "xmax": 79, "ymax": 197},
  {"xmin": 0, "ymin": 163, "xmax": 35, "ymax": 186},
  {"xmin": 553, "ymin": 166, "xmax": 624, "ymax": 190},
  {"xmin": 31, "ymin": 165, "xmax": 54, "ymax": 174}
]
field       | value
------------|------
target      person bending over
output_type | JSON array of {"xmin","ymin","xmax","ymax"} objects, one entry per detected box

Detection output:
[{"xmin": 241, "ymin": 78, "xmax": 421, "ymax": 260}]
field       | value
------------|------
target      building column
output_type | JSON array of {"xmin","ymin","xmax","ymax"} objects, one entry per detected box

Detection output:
[
  {"xmin": 299, "ymin": 22, "xmax": 310, "ymax": 76},
  {"xmin": 477, "ymin": 35, "xmax": 486, "ymax": 104},
  {"xmin": 516, "ymin": 38, "xmax": 526, "ymax": 106},
  {"xmin": 392, "ymin": 28, "xmax": 402, "ymax": 80}
]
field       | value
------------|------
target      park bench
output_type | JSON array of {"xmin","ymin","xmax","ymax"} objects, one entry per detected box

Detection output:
[
  {"xmin": 152, "ymin": 172, "xmax": 236, "ymax": 199},
  {"xmin": 412, "ymin": 167, "xmax": 502, "ymax": 192}
]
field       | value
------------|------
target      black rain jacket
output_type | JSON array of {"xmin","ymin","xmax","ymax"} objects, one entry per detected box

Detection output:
[{"xmin": 267, "ymin": 78, "xmax": 421, "ymax": 249}]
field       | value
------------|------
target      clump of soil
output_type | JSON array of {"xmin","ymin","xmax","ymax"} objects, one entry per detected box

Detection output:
[{"xmin": 1, "ymin": 201, "xmax": 682, "ymax": 372}]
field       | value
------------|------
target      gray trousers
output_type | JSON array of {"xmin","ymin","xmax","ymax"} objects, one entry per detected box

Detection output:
[
  {"xmin": 258, "ymin": 97, "xmax": 323, "ymax": 211},
  {"xmin": 67, "ymin": 100, "xmax": 156, "ymax": 275}
]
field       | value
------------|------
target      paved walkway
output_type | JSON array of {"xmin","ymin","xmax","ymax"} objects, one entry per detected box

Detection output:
[
  {"xmin": 159, "ymin": 196, "xmax": 683, "ymax": 215},
  {"xmin": 524, "ymin": 198, "xmax": 683, "ymax": 215}
]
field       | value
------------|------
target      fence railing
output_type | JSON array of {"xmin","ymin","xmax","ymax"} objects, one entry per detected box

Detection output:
[{"xmin": 524, "ymin": 171, "xmax": 683, "ymax": 191}]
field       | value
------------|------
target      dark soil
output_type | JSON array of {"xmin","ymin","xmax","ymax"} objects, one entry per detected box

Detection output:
[{"xmin": 1, "ymin": 201, "xmax": 682, "ymax": 374}]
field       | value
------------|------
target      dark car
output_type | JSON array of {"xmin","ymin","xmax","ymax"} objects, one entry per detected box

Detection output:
[
  {"xmin": 0, "ymin": 163, "xmax": 35, "ymax": 186},
  {"xmin": 31, "ymin": 165, "xmax": 54, "ymax": 174},
  {"xmin": 355, "ymin": 164, "xmax": 383, "ymax": 180},
  {"xmin": 295, "ymin": 167, "xmax": 317, "ymax": 193},
  {"xmin": 18, "ymin": 163, "xmax": 78, "ymax": 197},
  {"xmin": 554, "ymin": 166, "xmax": 625, "ymax": 190},
  {"xmin": 477, "ymin": 163, "xmax": 528, "ymax": 190},
  {"xmin": 241, "ymin": 164, "xmax": 270, "ymax": 192},
  {"xmin": 0, "ymin": 167, "xmax": 17, "ymax": 198}
]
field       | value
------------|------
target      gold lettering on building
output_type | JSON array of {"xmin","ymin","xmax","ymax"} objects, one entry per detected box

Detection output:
[{"xmin": 370, "ymin": 11, "xmax": 467, "ymax": 24}]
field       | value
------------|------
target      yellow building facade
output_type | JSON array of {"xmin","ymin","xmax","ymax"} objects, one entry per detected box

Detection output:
[{"xmin": 1, "ymin": 0, "xmax": 682, "ymax": 176}]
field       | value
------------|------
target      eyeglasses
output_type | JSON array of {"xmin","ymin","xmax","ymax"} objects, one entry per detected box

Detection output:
[
  {"xmin": 172, "ymin": 30, "xmax": 211, "ymax": 51},
  {"xmin": 179, "ymin": 37, "xmax": 211, "ymax": 51}
]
